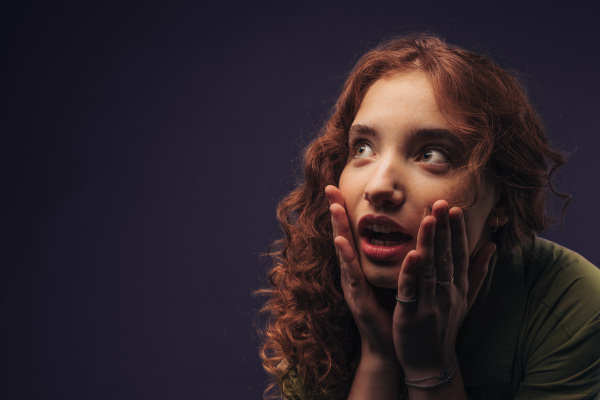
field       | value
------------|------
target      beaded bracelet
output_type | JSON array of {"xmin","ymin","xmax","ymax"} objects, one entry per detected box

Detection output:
[{"xmin": 404, "ymin": 354, "xmax": 459, "ymax": 389}]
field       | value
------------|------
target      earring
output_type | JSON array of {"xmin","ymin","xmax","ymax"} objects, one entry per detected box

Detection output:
[{"xmin": 491, "ymin": 217, "xmax": 499, "ymax": 233}]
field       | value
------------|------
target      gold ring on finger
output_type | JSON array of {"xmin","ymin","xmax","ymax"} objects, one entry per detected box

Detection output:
[{"xmin": 436, "ymin": 277, "xmax": 454, "ymax": 286}]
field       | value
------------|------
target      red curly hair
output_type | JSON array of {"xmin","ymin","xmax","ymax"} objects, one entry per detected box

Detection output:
[{"xmin": 257, "ymin": 34, "xmax": 569, "ymax": 399}]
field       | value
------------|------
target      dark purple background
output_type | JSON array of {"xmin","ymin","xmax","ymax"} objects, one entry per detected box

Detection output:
[{"xmin": 1, "ymin": 1, "xmax": 598, "ymax": 399}]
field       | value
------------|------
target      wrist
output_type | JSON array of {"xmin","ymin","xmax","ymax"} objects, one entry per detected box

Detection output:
[
  {"xmin": 403, "ymin": 354, "xmax": 459, "ymax": 390},
  {"xmin": 361, "ymin": 341, "xmax": 400, "ymax": 365},
  {"xmin": 360, "ymin": 344, "xmax": 402, "ymax": 369},
  {"xmin": 400, "ymin": 350, "xmax": 457, "ymax": 376},
  {"xmin": 350, "ymin": 348, "xmax": 404, "ymax": 399}
]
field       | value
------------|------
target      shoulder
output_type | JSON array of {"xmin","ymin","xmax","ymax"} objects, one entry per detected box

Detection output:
[
  {"xmin": 528, "ymin": 237, "xmax": 597, "ymax": 277},
  {"xmin": 524, "ymin": 238, "xmax": 600, "ymax": 336},
  {"xmin": 513, "ymin": 238, "xmax": 600, "ymax": 398}
]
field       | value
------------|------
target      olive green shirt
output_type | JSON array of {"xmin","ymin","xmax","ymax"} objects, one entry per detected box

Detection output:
[
  {"xmin": 281, "ymin": 238, "xmax": 600, "ymax": 399},
  {"xmin": 458, "ymin": 238, "xmax": 600, "ymax": 399}
]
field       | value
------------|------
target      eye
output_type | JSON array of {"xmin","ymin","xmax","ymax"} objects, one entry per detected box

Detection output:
[
  {"xmin": 354, "ymin": 142, "xmax": 375, "ymax": 158},
  {"xmin": 419, "ymin": 147, "xmax": 450, "ymax": 164}
]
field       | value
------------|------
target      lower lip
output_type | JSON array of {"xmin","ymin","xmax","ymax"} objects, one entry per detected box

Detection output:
[{"xmin": 360, "ymin": 236, "xmax": 413, "ymax": 260}]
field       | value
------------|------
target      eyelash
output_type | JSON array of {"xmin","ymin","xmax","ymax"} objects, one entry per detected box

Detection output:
[
  {"xmin": 351, "ymin": 140, "xmax": 375, "ymax": 159},
  {"xmin": 418, "ymin": 146, "xmax": 452, "ymax": 164},
  {"xmin": 349, "ymin": 139, "xmax": 452, "ymax": 164}
]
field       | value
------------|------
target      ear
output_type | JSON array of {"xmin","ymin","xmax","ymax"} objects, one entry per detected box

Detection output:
[{"xmin": 487, "ymin": 200, "xmax": 509, "ymax": 230}]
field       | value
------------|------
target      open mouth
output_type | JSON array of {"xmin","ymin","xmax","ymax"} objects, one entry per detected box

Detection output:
[{"xmin": 362, "ymin": 223, "xmax": 413, "ymax": 246}]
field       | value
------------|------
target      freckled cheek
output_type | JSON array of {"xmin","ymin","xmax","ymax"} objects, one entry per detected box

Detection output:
[{"xmin": 419, "ymin": 190, "xmax": 462, "ymax": 214}]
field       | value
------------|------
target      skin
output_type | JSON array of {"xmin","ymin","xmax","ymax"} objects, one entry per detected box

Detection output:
[{"xmin": 325, "ymin": 71, "xmax": 508, "ymax": 399}]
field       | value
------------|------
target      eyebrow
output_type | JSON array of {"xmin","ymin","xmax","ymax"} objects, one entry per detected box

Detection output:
[
  {"xmin": 349, "ymin": 124, "xmax": 461, "ymax": 145},
  {"xmin": 412, "ymin": 128, "xmax": 461, "ymax": 146},
  {"xmin": 348, "ymin": 124, "xmax": 377, "ymax": 139}
]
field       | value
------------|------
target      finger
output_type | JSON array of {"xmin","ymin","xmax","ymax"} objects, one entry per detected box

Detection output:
[
  {"xmin": 329, "ymin": 204, "xmax": 340, "ymax": 239},
  {"xmin": 326, "ymin": 185, "xmax": 348, "ymax": 241},
  {"xmin": 396, "ymin": 250, "xmax": 419, "ymax": 308},
  {"xmin": 466, "ymin": 242, "xmax": 495, "ymax": 310},
  {"xmin": 417, "ymin": 215, "xmax": 437, "ymax": 306},
  {"xmin": 334, "ymin": 236, "xmax": 363, "ymax": 287},
  {"xmin": 449, "ymin": 207, "xmax": 468, "ymax": 295},
  {"xmin": 330, "ymin": 203, "xmax": 357, "ymax": 251},
  {"xmin": 325, "ymin": 185, "xmax": 345, "ymax": 208},
  {"xmin": 432, "ymin": 201, "xmax": 453, "ymax": 288}
]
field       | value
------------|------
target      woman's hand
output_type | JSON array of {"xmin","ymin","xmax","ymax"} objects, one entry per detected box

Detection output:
[
  {"xmin": 327, "ymin": 187, "xmax": 495, "ymax": 398},
  {"xmin": 325, "ymin": 185, "xmax": 396, "ymax": 359},
  {"xmin": 327, "ymin": 184, "xmax": 404, "ymax": 398},
  {"xmin": 392, "ymin": 200, "xmax": 495, "ymax": 378}
]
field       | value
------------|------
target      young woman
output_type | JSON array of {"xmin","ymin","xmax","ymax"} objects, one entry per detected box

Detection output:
[{"xmin": 258, "ymin": 35, "xmax": 600, "ymax": 399}]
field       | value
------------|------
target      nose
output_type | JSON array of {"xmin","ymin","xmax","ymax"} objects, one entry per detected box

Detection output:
[{"xmin": 363, "ymin": 157, "xmax": 405, "ymax": 208}]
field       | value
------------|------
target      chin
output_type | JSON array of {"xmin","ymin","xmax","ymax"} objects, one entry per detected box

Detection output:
[{"xmin": 363, "ymin": 267, "xmax": 400, "ymax": 289}]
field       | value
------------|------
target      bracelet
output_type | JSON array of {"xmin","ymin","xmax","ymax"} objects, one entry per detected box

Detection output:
[{"xmin": 404, "ymin": 354, "xmax": 459, "ymax": 389}]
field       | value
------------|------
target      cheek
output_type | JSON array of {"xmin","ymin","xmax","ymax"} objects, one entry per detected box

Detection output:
[
  {"xmin": 464, "ymin": 218, "xmax": 483, "ymax": 253},
  {"xmin": 417, "ymin": 182, "xmax": 464, "ymax": 215},
  {"xmin": 463, "ymin": 208, "xmax": 493, "ymax": 255},
  {"xmin": 338, "ymin": 168, "xmax": 349, "ymax": 193},
  {"xmin": 338, "ymin": 168, "xmax": 365, "ymax": 231},
  {"xmin": 338, "ymin": 168, "xmax": 361, "ymax": 201}
]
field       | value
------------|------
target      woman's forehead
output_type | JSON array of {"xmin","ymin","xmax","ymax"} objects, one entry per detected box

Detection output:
[{"xmin": 350, "ymin": 72, "xmax": 462, "ymax": 139}]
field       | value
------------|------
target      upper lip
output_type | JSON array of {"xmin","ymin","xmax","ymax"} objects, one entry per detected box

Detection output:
[{"xmin": 357, "ymin": 214, "xmax": 412, "ymax": 236}]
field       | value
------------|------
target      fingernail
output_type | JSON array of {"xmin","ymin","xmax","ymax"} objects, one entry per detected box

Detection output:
[
  {"xmin": 455, "ymin": 209, "xmax": 463, "ymax": 221},
  {"xmin": 442, "ymin": 203, "xmax": 449, "ymax": 216},
  {"xmin": 325, "ymin": 191, "xmax": 332, "ymax": 205}
]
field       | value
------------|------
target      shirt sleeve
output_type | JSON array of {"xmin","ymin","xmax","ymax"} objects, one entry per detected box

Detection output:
[
  {"xmin": 515, "ymin": 307, "xmax": 600, "ymax": 399},
  {"xmin": 515, "ymin": 242, "xmax": 600, "ymax": 399}
]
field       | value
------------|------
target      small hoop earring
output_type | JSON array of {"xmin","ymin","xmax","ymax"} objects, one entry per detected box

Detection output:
[{"xmin": 491, "ymin": 217, "xmax": 499, "ymax": 233}]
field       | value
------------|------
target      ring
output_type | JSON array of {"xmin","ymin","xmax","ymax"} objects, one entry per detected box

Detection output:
[
  {"xmin": 395, "ymin": 294, "xmax": 418, "ymax": 304},
  {"xmin": 436, "ymin": 277, "xmax": 454, "ymax": 286}
]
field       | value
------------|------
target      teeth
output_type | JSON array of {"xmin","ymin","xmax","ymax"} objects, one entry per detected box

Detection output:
[
  {"xmin": 370, "ymin": 239, "xmax": 402, "ymax": 246},
  {"xmin": 370, "ymin": 224, "xmax": 395, "ymax": 233}
]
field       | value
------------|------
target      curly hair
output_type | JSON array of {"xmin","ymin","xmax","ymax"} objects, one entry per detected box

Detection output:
[{"xmin": 257, "ymin": 34, "xmax": 570, "ymax": 399}]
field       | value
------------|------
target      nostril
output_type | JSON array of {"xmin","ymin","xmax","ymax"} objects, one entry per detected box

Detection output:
[{"xmin": 364, "ymin": 189, "xmax": 404, "ymax": 208}]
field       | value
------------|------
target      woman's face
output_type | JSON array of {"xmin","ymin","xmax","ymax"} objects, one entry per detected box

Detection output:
[{"xmin": 338, "ymin": 71, "xmax": 498, "ymax": 289}]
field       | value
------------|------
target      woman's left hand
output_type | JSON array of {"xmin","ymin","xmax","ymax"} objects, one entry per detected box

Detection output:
[{"xmin": 392, "ymin": 200, "xmax": 495, "ymax": 377}]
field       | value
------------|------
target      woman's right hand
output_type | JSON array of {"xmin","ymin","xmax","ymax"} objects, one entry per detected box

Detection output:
[{"xmin": 325, "ymin": 185, "xmax": 396, "ymax": 359}]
